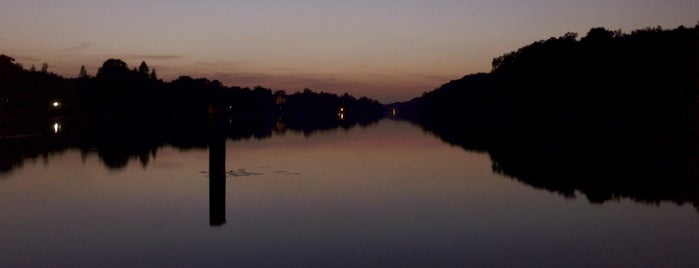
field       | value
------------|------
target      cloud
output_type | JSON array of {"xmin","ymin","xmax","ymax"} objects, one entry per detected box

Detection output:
[
  {"xmin": 195, "ymin": 59, "xmax": 254, "ymax": 67},
  {"xmin": 394, "ymin": 71, "xmax": 455, "ymax": 82},
  {"xmin": 59, "ymin": 42, "xmax": 91, "ymax": 53},
  {"xmin": 123, "ymin": 54, "xmax": 184, "ymax": 60},
  {"xmin": 14, "ymin": 55, "xmax": 40, "ymax": 62},
  {"xmin": 347, "ymin": 64, "xmax": 370, "ymax": 72},
  {"xmin": 195, "ymin": 61, "xmax": 223, "ymax": 67}
]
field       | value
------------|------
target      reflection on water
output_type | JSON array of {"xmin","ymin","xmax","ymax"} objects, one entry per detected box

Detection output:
[
  {"xmin": 1, "ymin": 118, "xmax": 698, "ymax": 267},
  {"xmin": 0, "ymin": 115, "xmax": 379, "ymax": 174},
  {"xmin": 415, "ymin": 117, "xmax": 699, "ymax": 212},
  {"xmin": 209, "ymin": 112, "xmax": 227, "ymax": 226},
  {"xmin": 52, "ymin": 122, "xmax": 61, "ymax": 134}
]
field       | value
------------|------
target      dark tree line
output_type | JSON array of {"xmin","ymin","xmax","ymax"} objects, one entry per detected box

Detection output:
[
  {"xmin": 398, "ymin": 25, "xmax": 699, "ymax": 210},
  {"xmin": 0, "ymin": 56, "xmax": 383, "ymax": 121},
  {"xmin": 0, "ymin": 55, "xmax": 69, "ymax": 117},
  {"xmin": 408, "ymin": 25, "xmax": 698, "ymax": 138},
  {"xmin": 0, "ymin": 55, "xmax": 384, "ymax": 174}
]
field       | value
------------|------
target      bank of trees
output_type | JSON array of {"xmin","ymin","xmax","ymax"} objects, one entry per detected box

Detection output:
[
  {"xmin": 408, "ymin": 25, "xmax": 699, "ymax": 148},
  {"xmin": 402, "ymin": 25, "xmax": 699, "ymax": 209},
  {"xmin": 0, "ymin": 56, "xmax": 383, "ymax": 120}
]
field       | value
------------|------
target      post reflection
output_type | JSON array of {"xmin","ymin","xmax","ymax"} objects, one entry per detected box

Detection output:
[{"xmin": 209, "ymin": 107, "xmax": 226, "ymax": 226}]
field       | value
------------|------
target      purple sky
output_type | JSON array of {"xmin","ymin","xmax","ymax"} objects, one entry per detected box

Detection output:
[{"xmin": 1, "ymin": 0, "xmax": 697, "ymax": 102}]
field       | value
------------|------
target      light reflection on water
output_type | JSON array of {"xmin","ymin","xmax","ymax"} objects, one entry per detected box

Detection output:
[{"xmin": 0, "ymin": 119, "xmax": 697, "ymax": 267}]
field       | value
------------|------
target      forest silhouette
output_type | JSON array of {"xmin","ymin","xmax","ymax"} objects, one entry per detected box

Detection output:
[
  {"xmin": 0, "ymin": 54, "xmax": 383, "ymax": 173},
  {"xmin": 0, "ymin": 55, "xmax": 383, "ymax": 121},
  {"xmin": 397, "ymin": 25, "xmax": 699, "ymax": 210}
]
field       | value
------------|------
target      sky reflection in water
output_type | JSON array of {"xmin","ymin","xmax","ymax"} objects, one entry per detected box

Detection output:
[{"xmin": 1, "ymin": 120, "xmax": 697, "ymax": 267}]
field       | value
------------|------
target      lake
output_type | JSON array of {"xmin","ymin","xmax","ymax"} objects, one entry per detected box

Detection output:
[{"xmin": 1, "ymin": 118, "xmax": 697, "ymax": 267}]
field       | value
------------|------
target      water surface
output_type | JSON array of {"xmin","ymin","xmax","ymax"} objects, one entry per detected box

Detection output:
[{"xmin": 1, "ymin": 119, "xmax": 697, "ymax": 267}]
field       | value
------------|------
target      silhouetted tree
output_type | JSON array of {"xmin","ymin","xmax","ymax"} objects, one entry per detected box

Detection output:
[
  {"xmin": 581, "ymin": 27, "xmax": 614, "ymax": 42},
  {"xmin": 96, "ymin": 59, "xmax": 129, "ymax": 80},
  {"xmin": 40, "ymin": 62, "xmax": 48, "ymax": 73},
  {"xmin": 149, "ymin": 68, "xmax": 157, "ymax": 80},
  {"xmin": 0, "ymin": 54, "xmax": 14, "ymax": 65},
  {"xmin": 79, "ymin": 65, "xmax": 88, "ymax": 78},
  {"xmin": 138, "ymin": 61, "xmax": 149, "ymax": 75}
]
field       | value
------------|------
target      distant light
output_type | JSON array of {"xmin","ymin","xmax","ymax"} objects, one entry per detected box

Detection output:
[
  {"xmin": 52, "ymin": 101, "xmax": 59, "ymax": 107},
  {"xmin": 53, "ymin": 122, "xmax": 61, "ymax": 133},
  {"xmin": 338, "ymin": 107, "xmax": 345, "ymax": 120},
  {"xmin": 391, "ymin": 108, "xmax": 397, "ymax": 116}
]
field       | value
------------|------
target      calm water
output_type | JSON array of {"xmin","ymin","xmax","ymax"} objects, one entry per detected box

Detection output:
[{"xmin": 1, "ymin": 119, "xmax": 697, "ymax": 267}]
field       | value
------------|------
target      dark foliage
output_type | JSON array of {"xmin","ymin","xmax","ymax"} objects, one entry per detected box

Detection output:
[
  {"xmin": 0, "ymin": 55, "xmax": 384, "ymax": 120},
  {"xmin": 401, "ymin": 25, "xmax": 699, "ymax": 210},
  {"xmin": 0, "ymin": 55, "xmax": 384, "ymax": 174}
]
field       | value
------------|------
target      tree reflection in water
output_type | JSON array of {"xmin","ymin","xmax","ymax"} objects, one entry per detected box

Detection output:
[
  {"xmin": 417, "ymin": 119, "xmax": 699, "ymax": 212},
  {"xmin": 2, "ymin": 114, "xmax": 696, "ymax": 212},
  {"xmin": 0, "ymin": 115, "xmax": 380, "ymax": 175}
]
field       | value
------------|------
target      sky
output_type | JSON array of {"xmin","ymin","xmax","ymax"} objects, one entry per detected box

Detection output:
[{"xmin": 1, "ymin": 1, "xmax": 697, "ymax": 102}]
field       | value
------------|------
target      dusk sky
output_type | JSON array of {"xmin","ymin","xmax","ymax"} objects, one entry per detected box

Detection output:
[{"xmin": 1, "ymin": 0, "xmax": 697, "ymax": 102}]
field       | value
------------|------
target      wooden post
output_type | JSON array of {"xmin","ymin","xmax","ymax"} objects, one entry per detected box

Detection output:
[{"xmin": 209, "ymin": 105, "xmax": 226, "ymax": 226}]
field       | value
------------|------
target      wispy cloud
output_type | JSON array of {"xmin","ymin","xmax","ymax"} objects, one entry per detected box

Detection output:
[
  {"xmin": 394, "ymin": 71, "xmax": 455, "ymax": 82},
  {"xmin": 14, "ymin": 55, "xmax": 40, "ymax": 62},
  {"xmin": 347, "ymin": 64, "xmax": 370, "ymax": 72},
  {"xmin": 59, "ymin": 42, "xmax": 91, "ymax": 53},
  {"xmin": 123, "ymin": 54, "xmax": 184, "ymax": 60},
  {"xmin": 195, "ymin": 59, "xmax": 254, "ymax": 67},
  {"xmin": 195, "ymin": 61, "xmax": 223, "ymax": 67}
]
